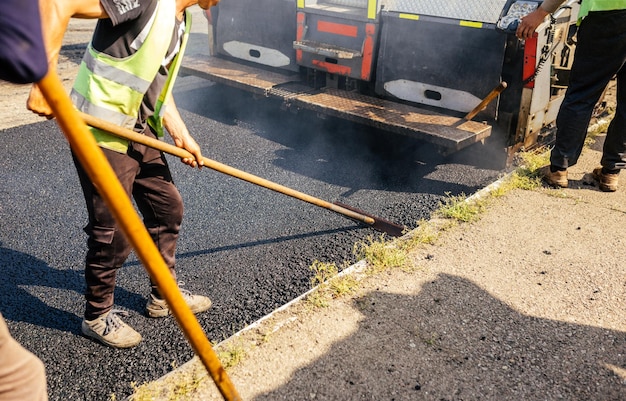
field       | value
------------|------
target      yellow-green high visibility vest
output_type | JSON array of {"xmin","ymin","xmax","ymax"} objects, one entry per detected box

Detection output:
[
  {"xmin": 70, "ymin": 0, "xmax": 191, "ymax": 153},
  {"xmin": 147, "ymin": 15, "xmax": 191, "ymax": 137},
  {"xmin": 579, "ymin": 0, "xmax": 626, "ymax": 20}
]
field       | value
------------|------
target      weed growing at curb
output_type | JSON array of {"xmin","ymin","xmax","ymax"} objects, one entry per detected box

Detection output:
[
  {"xmin": 129, "ymin": 363, "xmax": 206, "ymax": 401},
  {"xmin": 310, "ymin": 260, "xmax": 339, "ymax": 286},
  {"xmin": 354, "ymin": 235, "xmax": 406, "ymax": 273},
  {"xmin": 435, "ymin": 192, "xmax": 487, "ymax": 223},
  {"xmin": 402, "ymin": 219, "xmax": 440, "ymax": 249},
  {"xmin": 496, "ymin": 150, "xmax": 548, "ymax": 194},
  {"xmin": 217, "ymin": 342, "xmax": 246, "ymax": 369},
  {"xmin": 306, "ymin": 260, "xmax": 359, "ymax": 307}
]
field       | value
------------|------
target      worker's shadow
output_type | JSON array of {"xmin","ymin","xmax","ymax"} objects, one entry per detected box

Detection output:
[
  {"xmin": 0, "ymin": 245, "xmax": 83, "ymax": 333},
  {"xmin": 59, "ymin": 43, "xmax": 88, "ymax": 66},
  {"xmin": 256, "ymin": 273, "xmax": 626, "ymax": 400},
  {"xmin": 0, "ymin": 244, "xmax": 142, "ymax": 334}
]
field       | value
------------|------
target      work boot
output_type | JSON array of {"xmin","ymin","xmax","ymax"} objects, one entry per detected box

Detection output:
[
  {"xmin": 539, "ymin": 165, "xmax": 568, "ymax": 188},
  {"xmin": 146, "ymin": 287, "xmax": 212, "ymax": 318},
  {"xmin": 593, "ymin": 167, "xmax": 619, "ymax": 192},
  {"xmin": 81, "ymin": 310, "xmax": 142, "ymax": 349}
]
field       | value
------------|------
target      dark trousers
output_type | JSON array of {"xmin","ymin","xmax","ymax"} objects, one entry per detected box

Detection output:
[
  {"xmin": 550, "ymin": 9, "xmax": 626, "ymax": 170},
  {"xmin": 73, "ymin": 129, "xmax": 183, "ymax": 320}
]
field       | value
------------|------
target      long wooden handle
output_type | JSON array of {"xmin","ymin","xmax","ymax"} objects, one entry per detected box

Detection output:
[
  {"xmin": 464, "ymin": 81, "xmax": 508, "ymax": 121},
  {"xmin": 80, "ymin": 112, "xmax": 376, "ymax": 226}
]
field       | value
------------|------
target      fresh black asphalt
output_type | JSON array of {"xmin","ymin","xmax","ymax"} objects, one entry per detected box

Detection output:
[{"xmin": 0, "ymin": 81, "xmax": 506, "ymax": 400}]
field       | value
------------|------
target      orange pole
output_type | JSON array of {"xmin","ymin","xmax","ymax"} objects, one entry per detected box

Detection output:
[{"xmin": 36, "ymin": 71, "xmax": 241, "ymax": 401}]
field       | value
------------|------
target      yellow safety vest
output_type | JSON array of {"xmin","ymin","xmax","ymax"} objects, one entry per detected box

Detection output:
[
  {"xmin": 70, "ymin": 0, "xmax": 191, "ymax": 153},
  {"xmin": 579, "ymin": 0, "xmax": 626, "ymax": 19}
]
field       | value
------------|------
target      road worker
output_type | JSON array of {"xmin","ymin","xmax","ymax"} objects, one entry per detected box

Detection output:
[
  {"xmin": 517, "ymin": 0, "xmax": 626, "ymax": 191},
  {"xmin": 28, "ymin": 0, "xmax": 220, "ymax": 348}
]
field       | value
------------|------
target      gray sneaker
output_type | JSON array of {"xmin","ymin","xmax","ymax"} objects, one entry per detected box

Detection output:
[
  {"xmin": 81, "ymin": 310, "xmax": 142, "ymax": 349},
  {"xmin": 146, "ymin": 287, "xmax": 212, "ymax": 318}
]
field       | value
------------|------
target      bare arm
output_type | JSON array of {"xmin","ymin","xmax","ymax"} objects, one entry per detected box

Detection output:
[
  {"xmin": 27, "ymin": 0, "xmax": 109, "ymax": 117},
  {"xmin": 163, "ymin": 94, "xmax": 204, "ymax": 169}
]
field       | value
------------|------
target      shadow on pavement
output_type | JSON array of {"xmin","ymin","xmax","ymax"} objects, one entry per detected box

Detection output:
[
  {"xmin": 256, "ymin": 273, "xmax": 626, "ymax": 401},
  {"xmin": 0, "ymin": 245, "xmax": 145, "ymax": 332}
]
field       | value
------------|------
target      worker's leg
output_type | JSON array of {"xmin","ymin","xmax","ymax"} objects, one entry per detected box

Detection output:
[
  {"xmin": 72, "ymin": 149, "xmax": 138, "ymax": 320},
  {"xmin": 130, "ymin": 130, "xmax": 212, "ymax": 317},
  {"xmin": 600, "ymin": 11, "xmax": 626, "ymax": 171},
  {"xmin": 550, "ymin": 12, "xmax": 624, "ymax": 169},
  {"xmin": 601, "ymin": 72, "xmax": 626, "ymax": 171},
  {"xmin": 0, "ymin": 314, "xmax": 48, "ymax": 401},
  {"xmin": 127, "ymin": 133, "xmax": 183, "ymax": 297}
]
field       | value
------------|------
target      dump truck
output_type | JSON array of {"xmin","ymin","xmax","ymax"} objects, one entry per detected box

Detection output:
[{"xmin": 181, "ymin": 0, "xmax": 581, "ymax": 162}]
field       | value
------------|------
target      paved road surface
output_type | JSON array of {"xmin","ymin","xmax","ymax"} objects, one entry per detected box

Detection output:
[{"xmin": 0, "ymin": 8, "xmax": 506, "ymax": 400}]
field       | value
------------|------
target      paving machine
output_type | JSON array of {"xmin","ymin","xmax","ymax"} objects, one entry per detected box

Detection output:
[{"xmin": 182, "ymin": 0, "xmax": 581, "ymax": 161}]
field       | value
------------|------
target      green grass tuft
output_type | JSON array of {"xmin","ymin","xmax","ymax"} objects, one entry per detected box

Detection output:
[
  {"xmin": 306, "ymin": 260, "xmax": 360, "ymax": 308},
  {"xmin": 435, "ymin": 192, "xmax": 487, "ymax": 223},
  {"xmin": 353, "ymin": 235, "xmax": 406, "ymax": 273}
]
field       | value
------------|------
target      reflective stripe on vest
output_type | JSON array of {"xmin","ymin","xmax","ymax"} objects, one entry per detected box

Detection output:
[
  {"xmin": 82, "ymin": 51, "xmax": 153, "ymax": 93},
  {"xmin": 148, "ymin": 13, "xmax": 191, "ymax": 136},
  {"xmin": 70, "ymin": 0, "xmax": 177, "ymax": 153}
]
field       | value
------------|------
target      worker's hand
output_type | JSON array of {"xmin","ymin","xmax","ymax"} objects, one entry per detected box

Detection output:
[
  {"xmin": 172, "ymin": 131, "xmax": 204, "ymax": 169},
  {"xmin": 516, "ymin": 8, "xmax": 550, "ymax": 40},
  {"xmin": 27, "ymin": 84, "xmax": 54, "ymax": 119}
]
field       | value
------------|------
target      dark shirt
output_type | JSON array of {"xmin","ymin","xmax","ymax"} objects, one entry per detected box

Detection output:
[{"xmin": 0, "ymin": 0, "xmax": 48, "ymax": 84}]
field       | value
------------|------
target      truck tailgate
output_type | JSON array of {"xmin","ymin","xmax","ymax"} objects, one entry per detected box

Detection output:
[{"xmin": 181, "ymin": 55, "xmax": 492, "ymax": 152}]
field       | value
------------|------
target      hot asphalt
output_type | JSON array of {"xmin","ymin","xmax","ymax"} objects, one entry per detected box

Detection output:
[{"xmin": 0, "ymin": 73, "xmax": 505, "ymax": 399}]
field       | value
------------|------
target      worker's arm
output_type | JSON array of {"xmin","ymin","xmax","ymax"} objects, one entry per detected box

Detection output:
[
  {"xmin": 162, "ymin": 94, "xmax": 205, "ymax": 169},
  {"xmin": 27, "ymin": 0, "xmax": 109, "ymax": 117},
  {"xmin": 516, "ymin": 0, "xmax": 566, "ymax": 40}
]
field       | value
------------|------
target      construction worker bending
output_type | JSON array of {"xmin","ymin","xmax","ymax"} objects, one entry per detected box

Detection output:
[{"xmin": 28, "ymin": 0, "xmax": 220, "ymax": 349}]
